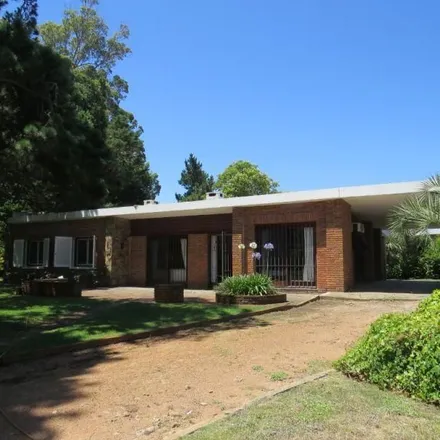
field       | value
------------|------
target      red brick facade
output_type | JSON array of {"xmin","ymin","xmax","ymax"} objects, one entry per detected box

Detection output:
[
  {"xmin": 232, "ymin": 200, "xmax": 354, "ymax": 291},
  {"xmin": 128, "ymin": 236, "xmax": 147, "ymax": 286},
  {"xmin": 9, "ymin": 199, "xmax": 357, "ymax": 291},
  {"xmin": 187, "ymin": 234, "xmax": 209, "ymax": 289}
]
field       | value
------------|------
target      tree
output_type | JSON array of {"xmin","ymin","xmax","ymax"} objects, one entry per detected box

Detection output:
[
  {"xmin": 389, "ymin": 174, "xmax": 440, "ymax": 236},
  {"xmin": 39, "ymin": 0, "xmax": 130, "ymax": 74},
  {"xmin": 0, "ymin": 0, "xmax": 109, "ymax": 212},
  {"xmin": 39, "ymin": 0, "xmax": 160, "ymax": 205},
  {"xmin": 106, "ymin": 108, "xmax": 160, "ymax": 205},
  {"xmin": 175, "ymin": 154, "xmax": 214, "ymax": 202},
  {"xmin": 215, "ymin": 161, "xmax": 279, "ymax": 198}
]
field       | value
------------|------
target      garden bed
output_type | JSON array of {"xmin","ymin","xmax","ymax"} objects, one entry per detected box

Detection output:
[{"xmin": 216, "ymin": 292, "xmax": 287, "ymax": 305}]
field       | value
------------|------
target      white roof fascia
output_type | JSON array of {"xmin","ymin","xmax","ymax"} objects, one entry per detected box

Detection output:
[{"xmin": 8, "ymin": 180, "xmax": 422, "ymax": 224}]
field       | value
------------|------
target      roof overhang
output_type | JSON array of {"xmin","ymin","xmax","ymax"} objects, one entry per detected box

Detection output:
[{"xmin": 8, "ymin": 180, "xmax": 422, "ymax": 228}]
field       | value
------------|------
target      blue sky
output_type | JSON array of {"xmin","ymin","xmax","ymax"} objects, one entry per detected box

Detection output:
[{"xmin": 37, "ymin": 0, "xmax": 439, "ymax": 202}]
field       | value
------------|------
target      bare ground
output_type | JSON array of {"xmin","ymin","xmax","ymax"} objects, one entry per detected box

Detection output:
[{"xmin": 0, "ymin": 299, "xmax": 418, "ymax": 440}]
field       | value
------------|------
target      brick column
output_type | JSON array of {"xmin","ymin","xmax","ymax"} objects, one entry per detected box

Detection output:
[
  {"xmin": 232, "ymin": 209, "xmax": 252, "ymax": 275},
  {"xmin": 232, "ymin": 233, "xmax": 244, "ymax": 275},
  {"xmin": 188, "ymin": 234, "xmax": 209, "ymax": 289},
  {"xmin": 319, "ymin": 200, "xmax": 353, "ymax": 291},
  {"xmin": 128, "ymin": 236, "xmax": 147, "ymax": 286}
]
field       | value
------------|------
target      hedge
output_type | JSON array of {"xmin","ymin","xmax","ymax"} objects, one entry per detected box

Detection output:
[{"xmin": 335, "ymin": 290, "xmax": 440, "ymax": 404}]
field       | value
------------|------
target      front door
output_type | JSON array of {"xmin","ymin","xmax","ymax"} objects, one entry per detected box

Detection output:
[
  {"xmin": 147, "ymin": 236, "xmax": 187, "ymax": 286},
  {"xmin": 210, "ymin": 232, "xmax": 232, "ymax": 285}
]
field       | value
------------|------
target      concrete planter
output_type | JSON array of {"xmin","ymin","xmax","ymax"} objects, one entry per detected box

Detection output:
[
  {"xmin": 216, "ymin": 292, "xmax": 287, "ymax": 305},
  {"xmin": 154, "ymin": 284, "xmax": 184, "ymax": 303}
]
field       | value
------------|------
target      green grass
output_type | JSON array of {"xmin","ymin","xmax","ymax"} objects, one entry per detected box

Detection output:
[
  {"xmin": 269, "ymin": 371, "xmax": 289, "ymax": 382},
  {"xmin": 0, "ymin": 288, "xmax": 260, "ymax": 356},
  {"xmin": 184, "ymin": 373, "xmax": 440, "ymax": 440}
]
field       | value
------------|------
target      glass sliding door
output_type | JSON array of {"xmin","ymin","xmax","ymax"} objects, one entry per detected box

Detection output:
[
  {"xmin": 148, "ymin": 236, "xmax": 187, "ymax": 286},
  {"xmin": 255, "ymin": 223, "xmax": 316, "ymax": 288}
]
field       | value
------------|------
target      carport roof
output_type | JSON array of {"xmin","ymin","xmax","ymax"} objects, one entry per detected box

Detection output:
[{"xmin": 8, "ymin": 180, "xmax": 422, "ymax": 227}]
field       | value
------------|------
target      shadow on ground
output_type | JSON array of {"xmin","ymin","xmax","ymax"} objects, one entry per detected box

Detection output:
[
  {"xmin": 0, "ymin": 288, "xmax": 271, "ymax": 439},
  {"xmin": 353, "ymin": 279, "xmax": 440, "ymax": 294}
]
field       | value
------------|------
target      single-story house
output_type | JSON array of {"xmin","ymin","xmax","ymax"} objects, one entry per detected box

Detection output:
[{"xmin": 6, "ymin": 180, "xmax": 421, "ymax": 291}]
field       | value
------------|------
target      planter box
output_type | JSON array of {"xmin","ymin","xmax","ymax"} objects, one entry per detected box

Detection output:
[
  {"xmin": 215, "ymin": 292, "xmax": 287, "ymax": 305},
  {"xmin": 154, "ymin": 284, "xmax": 184, "ymax": 303},
  {"xmin": 21, "ymin": 279, "xmax": 82, "ymax": 297}
]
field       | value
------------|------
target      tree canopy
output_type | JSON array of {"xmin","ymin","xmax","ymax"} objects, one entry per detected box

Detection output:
[
  {"xmin": 39, "ymin": 0, "xmax": 131, "ymax": 74},
  {"xmin": 0, "ymin": 0, "xmax": 109, "ymax": 213},
  {"xmin": 175, "ymin": 154, "xmax": 214, "ymax": 202},
  {"xmin": 215, "ymin": 161, "xmax": 279, "ymax": 197},
  {"xmin": 39, "ymin": 0, "xmax": 160, "ymax": 206}
]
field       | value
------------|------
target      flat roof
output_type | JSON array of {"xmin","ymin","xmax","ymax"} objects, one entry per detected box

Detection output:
[{"xmin": 8, "ymin": 180, "xmax": 422, "ymax": 227}]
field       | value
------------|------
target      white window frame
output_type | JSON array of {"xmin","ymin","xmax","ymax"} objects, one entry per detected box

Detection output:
[
  {"xmin": 73, "ymin": 236, "xmax": 96, "ymax": 269},
  {"xmin": 24, "ymin": 238, "xmax": 50, "ymax": 269}
]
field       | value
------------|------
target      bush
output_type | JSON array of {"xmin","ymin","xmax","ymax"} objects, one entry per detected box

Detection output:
[
  {"xmin": 420, "ymin": 237, "xmax": 440, "ymax": 279},
  {"xmin": 216, "ymin": 274, "xmax": 276, "ymax": 296},
  {"xmin": 335, "ymin": 290, "xmax": 440, "ymax": 404}
]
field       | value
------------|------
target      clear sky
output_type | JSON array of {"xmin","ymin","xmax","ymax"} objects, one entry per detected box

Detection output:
[{"xmin": 37, "ymin": 0, "xmax": 439, "ymax": 202}]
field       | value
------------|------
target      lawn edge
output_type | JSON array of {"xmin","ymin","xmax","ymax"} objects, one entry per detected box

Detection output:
[
  {"xmin": 167, "ymin": 369, "xmax": 333, "ymax": 440},
  {"xmin": 0, "ymin": 295, "xmax": 320, "ymax": 366}
]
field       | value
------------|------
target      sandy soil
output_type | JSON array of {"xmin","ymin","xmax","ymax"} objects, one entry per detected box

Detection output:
[{"xmin": 0, "ymin": 299, "xmax": 417, "ymax": 440}]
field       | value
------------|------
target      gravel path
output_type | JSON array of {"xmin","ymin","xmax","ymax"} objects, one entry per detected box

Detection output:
[{"xmin": 0, "ymin": 299, "xmax": 417, "ymax": 440}]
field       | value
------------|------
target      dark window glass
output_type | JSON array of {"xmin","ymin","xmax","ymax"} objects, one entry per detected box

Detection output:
[
  {"xmin": 75, "ymin": 237, "xmax": 94, "ymax": 267},
  {"xmin": 27, "ymin": 240, "xmax": 44, "ymax": 266}
]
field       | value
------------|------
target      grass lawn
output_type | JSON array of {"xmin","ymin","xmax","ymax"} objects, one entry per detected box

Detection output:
[
  {"xmin": 0, "ymin": 288, "xmax": 260, "ymax": 357},
  {"xmin": 185, "ymin": 373, "xmax": 440, "ymax": 440}
]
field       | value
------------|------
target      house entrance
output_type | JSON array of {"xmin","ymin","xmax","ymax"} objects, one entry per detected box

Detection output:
[
  {"xmin": 147, "ymin": 236, "xmax": 187, "ymax": 286},
  {"xmin": 210, "ymin": 232, "xmax": 233, "ymax": 285}
]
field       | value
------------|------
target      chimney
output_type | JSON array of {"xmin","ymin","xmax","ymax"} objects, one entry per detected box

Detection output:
[{"xmin": 206, "ymin": 192, "xmax": 224, "ymax": 200}]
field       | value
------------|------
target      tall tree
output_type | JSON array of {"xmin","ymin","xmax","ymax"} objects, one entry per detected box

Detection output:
[
  {"xmin": 215, "ymin": 161, "xmax": 279, "ymax": 197},
  {"xmin": 39, "ymin": 0, "xmax": 160, "ymax": 205},
  {"xmin": 176, "ymin": 154, "xmax": 214, "ymax": 202},
  {"xmin": 106, "ymin": 108, "xmax": 160, "ymax": 205},
  {"xmin": 0, "ymin": 0, "xmax": 109, "ymax": 212},
  {"xmin": 39, "ymin": 0, "xmax": 130, "ymax": 74}
]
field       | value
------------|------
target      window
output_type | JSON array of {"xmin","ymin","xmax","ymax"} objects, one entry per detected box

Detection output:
[
  {"xmin": 74, "ymin": 237, "xmax": 94, "ymax": 267},
  {"xmin": 26, "ymin": 240, "xmax": 45, "ymax": 267},
  {"xmin": 255, "ymin": 223, "xmax": 316, "ymax": 288}
]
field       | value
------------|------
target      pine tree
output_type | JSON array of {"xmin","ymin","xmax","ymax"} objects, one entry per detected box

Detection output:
[{"xmin": 175, "ymin": 154, "xmax": 214, "ymax": 202}]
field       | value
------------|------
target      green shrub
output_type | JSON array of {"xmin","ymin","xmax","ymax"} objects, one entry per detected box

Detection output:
[
  {"xmin": 335, "ymin": 290, "xmax": 440, "ymax": 404},
  {"xmin": 216, "ymin": 274, "xmax": 276, "ymax": 296},
  {"xmin": 421, "ymin": 237, "xmax": 440, "ymax": 279}
]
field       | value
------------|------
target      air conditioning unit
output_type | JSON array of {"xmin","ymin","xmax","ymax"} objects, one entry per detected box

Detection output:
[
  {"xmin": 143, "ymin": 199, "xmax": 158, "ymax": 205},
  {"xmin": 206, "ymin": 192, "xmax": 224, "ymax": 200},
  {"xmin": 352, "ymin": 222, "xmax": 365, "ymax": 233}
]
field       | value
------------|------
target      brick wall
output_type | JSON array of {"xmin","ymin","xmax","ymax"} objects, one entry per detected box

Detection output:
[
  {"xmin": 128, "ymin": 236, "xmax": 147, "ymax": 286},
  {"xmin": 187, "ymin": 234, "xmax": 209, "ymax": 289},
  {"xmin": 232, "ymin": 199, "xmax": 354, "ymax": 291}
]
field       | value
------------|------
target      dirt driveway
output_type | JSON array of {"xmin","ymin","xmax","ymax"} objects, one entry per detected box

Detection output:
[{"xmin": 0, "ymin": 299, "xmax": 418, "ymax": 440}]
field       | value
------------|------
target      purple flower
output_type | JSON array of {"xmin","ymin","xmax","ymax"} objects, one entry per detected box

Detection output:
[
  {"xmin": 263, "ymin": 242, "xmax": 274, "ymax": 250},
  {"xmin": 252, "ymin": 252, "xmax": 262, "ymax": 260}
]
